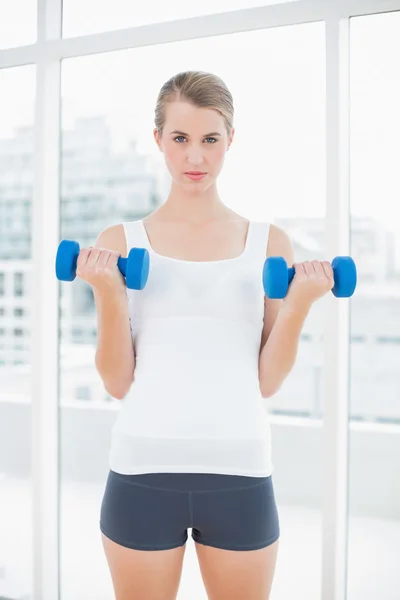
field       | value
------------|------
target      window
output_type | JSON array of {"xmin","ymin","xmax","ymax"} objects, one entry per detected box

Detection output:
[
  {"xmin": 75, "ymin": 385, "xmax": 91, "ymax": 401},
  {"xmin": 63, "ymin": 0, "xmax": 301, "ymax": 37},
  {"xmin": 348, "ymin": 11, "xmax": 400, "ymax": 599},
  {"xmin": 0, "ymin": 65, "xmax": 35, "ymax": 600},
  {"xmin": 0, "ymin": 0, "xmax": 37, "ymax": 49},
  {"xmin": 14, "ymin": 273, "xmax": 24, "ymax": 296},
  {"xmin": 60, "ymin": 22, "xmax": 325, "ymax": 599}
]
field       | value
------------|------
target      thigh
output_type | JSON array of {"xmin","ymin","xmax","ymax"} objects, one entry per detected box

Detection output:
[
  {"xmin": 191, "ymin": 474, "xmax": 280, "ymax": 600},
  {"xmin": 195, "ymin": 538, "xmax": 279, "ymax": 600},
  {"xmin": 99, "ymin": 471, "xmax": 191, "ymax": 599},
  {"xmin": 102, "ymin": 534, "xmax": 186, "ymax": 600}
]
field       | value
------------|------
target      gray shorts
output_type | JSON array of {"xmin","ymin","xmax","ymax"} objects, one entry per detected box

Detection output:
[{"xmin": 100, "ymin": 470, "xmax": 280, "ymax": 552}]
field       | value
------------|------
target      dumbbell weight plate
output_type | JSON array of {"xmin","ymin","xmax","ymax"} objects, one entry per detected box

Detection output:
[
  {"xmin": 262, "ymin": 256, "xmax": 289, "ymax": 299},
  {"xmin": 121, "ymin": 247, "xmax": 150, "ymax": 290},
  {"xmin": 55, "ymin": 239, "xmax": 80, "ymax": 282},
  {"xmin": 332, "ymin": 256, "xmax": 357, "ymax": 298}
]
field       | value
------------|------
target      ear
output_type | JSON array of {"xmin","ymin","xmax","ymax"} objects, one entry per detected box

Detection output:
[
  {"xmin": 153, "ymin": 128, "xmax": 163, "ymax": 152},
  {"xmin": 227, "ymin": 128, "xmax": 235, "ymax": 151}
]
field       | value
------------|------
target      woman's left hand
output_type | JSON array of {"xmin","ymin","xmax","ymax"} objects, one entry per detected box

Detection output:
[{"xmin": 284, "ymin": 260, "xmax": 335, "ymax": 313}]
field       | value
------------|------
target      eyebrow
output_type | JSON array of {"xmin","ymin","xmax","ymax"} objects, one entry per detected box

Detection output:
[{"xmin": 170, "ymin": 130, "xmax": 222, "ymax": 137}]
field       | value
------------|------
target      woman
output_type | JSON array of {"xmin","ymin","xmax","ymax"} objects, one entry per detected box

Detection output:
[{"xmin": 76, "ymin": 71, "xmax": 334, "ymax": 600}]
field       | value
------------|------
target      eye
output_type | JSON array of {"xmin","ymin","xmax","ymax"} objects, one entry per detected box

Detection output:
[{"xmin": 173, "ymin": 136, "xmax": 218, "ymax": 144}]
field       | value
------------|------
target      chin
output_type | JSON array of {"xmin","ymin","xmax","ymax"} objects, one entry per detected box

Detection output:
[{"xmin": 181, "ymin": 178, "xmax": 207, "ymax": 186}]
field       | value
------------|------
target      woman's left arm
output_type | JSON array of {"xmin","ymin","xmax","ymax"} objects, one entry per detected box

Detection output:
[{"xmin": 258, "ymin": 225, "xmax": 334, "ymax": 399}]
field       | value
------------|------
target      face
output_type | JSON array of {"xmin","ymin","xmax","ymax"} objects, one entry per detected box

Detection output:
[{"xmin": 154, "ymin": 100, "xmax": 234, "ymax": 192}]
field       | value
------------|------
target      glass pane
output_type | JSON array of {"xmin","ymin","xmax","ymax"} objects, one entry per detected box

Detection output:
[
  {"xmin": 63, "ymin": 0, "xmax": 301, "ymax": 37},
  {"xmin": 60, "ymin": 22, "xmax": 324, "ymax": 600},
  {"xmin": 0, "ymin": 0, "xmax": 37, "ymax": 49},
  {"xmin": 0, "ymin": 65, "xmax": 35, "ymax": 600},
  {"xmin": 348, "ymin": 11, "xmax": 400, "ymax": 600}
]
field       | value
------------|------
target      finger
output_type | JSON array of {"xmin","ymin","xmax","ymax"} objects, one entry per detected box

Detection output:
[
  {"xmin": 76, "ymin": 248, "xmax": 91, "ymax": 273},
  {"xmin": 321, "ymin": 260, "xmax": 334, "ymax": 281},
  {"xmin": 311, "ymin": 260, "xmax": 325, "ymax": 276},
  {"xmin": 302, "ymin": 261, "xmax": 315, "ymax": 277},
  {"xmin": 105, "ymin": 250, "xmax": 120, "ymax": 267},
  {"xmin": 93, "ymin": 250, "xmax": 119, "ymax": 274},
  {"xmin": 95, "ymin": 249, "xmax": 115, "ymax": 269},
  {"xmin": 86, "ymin": 247, "xmax": 103, "ymax": 269},
  {"xmin": 293, "ymin": 262, "xmax": 306, "ymax": 276}
]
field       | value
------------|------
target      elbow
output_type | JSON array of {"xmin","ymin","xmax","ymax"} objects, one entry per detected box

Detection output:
[
  {"xmin": 99, "ymin": 368, "xmax": 135, "ymax": 400},
  {"xmin": 260, "ymin": 380, "xmax": 281, "ymax": 399},
  {"xmin": 261, "ymin": 387, "xmax": 277, "ymax": 399},
  {"xmin": 109, "ymin": 390, "xmax": 126, "ymax": 401},
  {"xmin": 260, "ymin": 364, "xmax": 295, "ymax": 399},
  {"xmin": 106, "ymin": 385, "xmax": 124, "ymax": 400},
  {"xmin": 105, "ymin": 378, "xmax": 133, "ymax": 400},
  {"xmin": 95, "ymin": 355, "xmax": 134, "ymax": 400}
]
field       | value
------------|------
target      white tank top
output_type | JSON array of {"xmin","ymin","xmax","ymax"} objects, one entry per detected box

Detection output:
[{"xmin": 108, "ymin": 219, "xmax": 274, "ymax": 477}]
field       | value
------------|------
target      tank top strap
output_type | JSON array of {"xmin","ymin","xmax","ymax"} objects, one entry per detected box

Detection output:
[
  {"xmin": 122, "ymin": 220, "xmax": 149, "ymax": 253},
  {"xmin": 245, "ymin": 220, "xmax": 271, "ymax": 262}
]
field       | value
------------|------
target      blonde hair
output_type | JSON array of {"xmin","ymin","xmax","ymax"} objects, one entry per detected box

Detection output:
[{"xmin": 154, "ymin": 71, "xmax": 234, "ymax": 137}]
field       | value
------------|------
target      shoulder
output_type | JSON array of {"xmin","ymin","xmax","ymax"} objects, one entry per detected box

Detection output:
[
  {"xmin": 266, "ymin": 223, "xmax": 294, "ymax": 264},
  {"xmin": 94, "ymin": 223, "xmax": 127, "ymax": 257}
]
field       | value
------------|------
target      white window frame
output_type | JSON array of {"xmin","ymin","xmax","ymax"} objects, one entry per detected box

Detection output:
[{"xmin": 1, "ymin": 0, "xmax": 399, "ymax": 598}]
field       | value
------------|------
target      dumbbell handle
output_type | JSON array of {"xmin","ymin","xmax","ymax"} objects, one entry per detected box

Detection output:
[
  {"xmin": 76, "ymin": 253, "xmax": 127, "ymax": 278},
  {"xmin": 287, "ymin": 262, "xmax": 337, "ymax": 284},
  {"xmin": 68, "ymin": 244, "xmax": 128, "ymax": 279}
]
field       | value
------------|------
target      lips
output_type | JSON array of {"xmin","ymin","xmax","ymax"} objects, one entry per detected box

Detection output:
[{"xmin": 185, "ymin": 172, "xmax": 207, "ymax": 180}]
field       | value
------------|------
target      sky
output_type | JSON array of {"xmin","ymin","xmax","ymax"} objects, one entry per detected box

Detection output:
[{"xmin": 0, "ymin": 4, "xmax": 399, "ymax": 229}]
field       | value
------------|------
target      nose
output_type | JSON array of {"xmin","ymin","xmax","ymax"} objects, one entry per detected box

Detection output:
[{"xmin": 186, "ymin": 144, "xmax": 205, "ymax": 167}]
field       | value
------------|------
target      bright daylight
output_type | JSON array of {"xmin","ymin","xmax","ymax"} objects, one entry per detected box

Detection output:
[{"xmin": 0, "ymin": 1, "xmax": 399, "ymax": 599}]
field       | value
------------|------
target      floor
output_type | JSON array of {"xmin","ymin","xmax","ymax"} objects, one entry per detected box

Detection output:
[{"xmin": 0, "ymin": 477, "xmax": 399, "ymax": 599}]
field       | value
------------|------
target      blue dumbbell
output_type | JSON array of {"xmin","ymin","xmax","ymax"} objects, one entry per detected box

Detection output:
[
  {"xmin": 263, "ymin": 256, "xmax": 357, "ymax": 299},
  {"xmin": 55, "ymin": 240, "xmax": 150, "ymax": 290}
]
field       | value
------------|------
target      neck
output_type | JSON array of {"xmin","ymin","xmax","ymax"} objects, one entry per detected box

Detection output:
[{"xmin": 160, "ymin": 182, "xmax": 229, "ymax": 224}]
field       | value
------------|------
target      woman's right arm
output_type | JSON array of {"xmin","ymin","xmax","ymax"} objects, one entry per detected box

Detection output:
[{"xmin": 77, "ymin": 224, "xmax": 135, "ymax": 400}]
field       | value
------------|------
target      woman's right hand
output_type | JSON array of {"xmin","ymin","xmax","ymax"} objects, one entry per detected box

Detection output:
[{"xmin": 76, "ymin": 246, "xmax": 126, "ymax": 296}]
